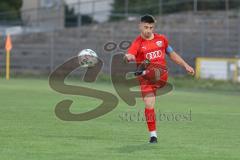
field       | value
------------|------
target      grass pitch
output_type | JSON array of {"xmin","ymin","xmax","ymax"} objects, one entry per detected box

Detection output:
[{"xmin": 0, "ymin": 78, "xmax": 239, "ymax": 160}]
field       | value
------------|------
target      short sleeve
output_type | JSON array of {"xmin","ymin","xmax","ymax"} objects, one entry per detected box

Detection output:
[
  {"xmin": 127, "ymin": 38, "xmax": 141, "ymax": 56},
  {"xmin": 163, "ymin": 35, "xmax": 169, "ymax": 48},
  {"xmin": 162, "ymin": 35, "xmax": 174, "ymax": 55}
]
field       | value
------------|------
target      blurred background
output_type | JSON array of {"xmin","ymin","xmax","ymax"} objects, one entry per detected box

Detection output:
[{"xmin": 0, "ymin": 0, "xmax": 240, "ymax": 82}]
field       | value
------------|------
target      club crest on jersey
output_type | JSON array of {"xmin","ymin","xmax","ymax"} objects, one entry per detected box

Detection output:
[{"xmin": 156, "ymin": 41, "xmax": 163, "ymax": 47}]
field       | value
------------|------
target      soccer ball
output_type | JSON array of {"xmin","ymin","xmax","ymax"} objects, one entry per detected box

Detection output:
[{"xmin": 77, "ymin": 49, "xmax": 98, "ymax": 67}]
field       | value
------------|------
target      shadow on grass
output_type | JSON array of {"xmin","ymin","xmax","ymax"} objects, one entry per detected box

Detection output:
[{"xmin": 108, "ymin": 143, "xmax": 159, "ymax": 153}]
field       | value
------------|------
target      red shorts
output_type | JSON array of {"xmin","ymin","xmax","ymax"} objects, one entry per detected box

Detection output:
[{"xmin": 138, "ymin": 67, "xmax": 168, "ymax": 98}]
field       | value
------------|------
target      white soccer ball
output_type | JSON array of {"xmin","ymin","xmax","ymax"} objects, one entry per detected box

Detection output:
[{"xmin": 77, "ymin": 49, "xmax": 98, "ymax": 67}]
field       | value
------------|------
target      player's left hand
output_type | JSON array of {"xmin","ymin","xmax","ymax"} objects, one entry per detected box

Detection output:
[{"xmin": 185, "ymin": 65, "xmax": 195, "ymax": 75}]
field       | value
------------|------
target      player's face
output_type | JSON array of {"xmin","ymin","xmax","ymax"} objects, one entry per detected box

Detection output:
[{"xmin": 139, "ymin": 22, "xmax": 155, "ymax": 39}]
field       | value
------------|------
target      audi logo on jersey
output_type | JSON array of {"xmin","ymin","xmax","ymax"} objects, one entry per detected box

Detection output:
[{"xmin": 145, "ymin": 50, "xmax": 163, "ymax": 60}]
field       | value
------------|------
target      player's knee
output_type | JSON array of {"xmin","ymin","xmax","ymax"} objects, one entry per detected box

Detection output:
[
  {"xmin": 143, "ymin": 93, "xmax": 155, "ymax": 107},
  {"xmin": 144, "ymin": 99, "xmax": 155, "ymax": 107}
]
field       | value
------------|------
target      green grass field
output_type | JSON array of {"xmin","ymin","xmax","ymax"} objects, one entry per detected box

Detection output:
[{"xmin": 0, "ymin": 78, "xmax": 240, "ymax": 160}]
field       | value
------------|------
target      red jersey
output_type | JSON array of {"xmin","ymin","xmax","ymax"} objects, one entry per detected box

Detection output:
[{"xmin": 127, "ymin": 33, "xmax": 169, "ymax": 67}]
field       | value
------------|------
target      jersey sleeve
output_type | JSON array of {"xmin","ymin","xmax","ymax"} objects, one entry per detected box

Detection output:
[
  {"xmin": 163, "ymin": 35, "xmax": 174, "ymax": 55},
  {"xmin": 127, "ymin": 38, "xmax": 141, "ymax": 56}
]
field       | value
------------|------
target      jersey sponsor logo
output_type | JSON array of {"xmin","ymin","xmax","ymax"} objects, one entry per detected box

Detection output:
[
  {"xmin": 145, "ymin": 50, "xmax": 163, "ymax": 60},
  {"xmin": 156, "ymin": 41, "xmax": 163, "ymax": 47}
]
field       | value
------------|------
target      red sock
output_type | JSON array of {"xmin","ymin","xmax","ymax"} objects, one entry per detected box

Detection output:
[{"xmin": 144, "ymin": 107, "xmax": 156, "ymax": 132}]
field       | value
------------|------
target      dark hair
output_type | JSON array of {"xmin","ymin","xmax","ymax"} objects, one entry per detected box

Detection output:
[{"xmin": 140, "ymin": 14, "xmax": 156, "ymax": 23}]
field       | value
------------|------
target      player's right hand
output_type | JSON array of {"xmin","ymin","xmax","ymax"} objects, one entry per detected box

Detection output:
[{"xmin": 124, "ymin": 54, "xmax": 136, "ymax": 63}]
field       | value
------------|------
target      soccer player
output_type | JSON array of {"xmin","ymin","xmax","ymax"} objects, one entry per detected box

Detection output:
[{"xmin": 125, "ymin": 14, "xmax": 195, "ymax": 143}]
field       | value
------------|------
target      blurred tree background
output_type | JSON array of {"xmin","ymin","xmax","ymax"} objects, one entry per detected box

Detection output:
[
  {"xmin": 110, "ymin": 0, "xmax": 240, "ymax": 21},
  {"xmin": 1, "ymin": 0, "xmax": 240, "ymax": 24},
  {"xmin": 0, "ymin": 0, "xmax": 22, "ymax": 22},
  {"xmin": 64, "ymin": 5, "xmax": 97, "ymax": 28}
]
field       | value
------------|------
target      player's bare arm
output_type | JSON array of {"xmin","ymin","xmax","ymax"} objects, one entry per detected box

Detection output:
[{"xmin": 168, "ymin": 51, "xmax": 195, "ymax": 75}]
